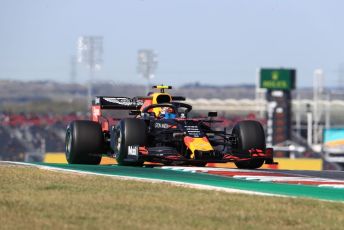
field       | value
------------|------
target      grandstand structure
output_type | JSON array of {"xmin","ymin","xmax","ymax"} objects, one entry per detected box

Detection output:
[
  {"xmin": 0, "ymin": 113, "xmax": 86, "ymax": 161},
  {"xmin": 187, "ymin": 98, "xmax": 344, "ymax": 125}
]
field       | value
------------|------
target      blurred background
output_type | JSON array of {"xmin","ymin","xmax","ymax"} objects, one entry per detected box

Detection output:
[{"xmin": 1, "ymin": 0, "xmax": 344, "ymax": 170}]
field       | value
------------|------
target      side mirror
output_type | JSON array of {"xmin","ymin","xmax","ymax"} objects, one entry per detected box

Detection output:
[
  {"xmin": 208, "ymin": 112, "xmax": 217, "ymax": 118},
  {"xmin": 178, "ymin": 107, "xmax": 187, "ymax": 114},
  {"xmin": 178, "ymin": 107, "xmax": 187, "ymax": 119}
]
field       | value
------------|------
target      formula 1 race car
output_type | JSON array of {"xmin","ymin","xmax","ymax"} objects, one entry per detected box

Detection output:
[{"xmin": 65, "ymin": 85, "xmax": 276, "ymax": 169}]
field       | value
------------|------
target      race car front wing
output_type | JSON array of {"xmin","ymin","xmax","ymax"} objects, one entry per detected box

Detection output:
[{"xmin": 121, "ymin": 146, "xmax": 278, "ymax": 165}]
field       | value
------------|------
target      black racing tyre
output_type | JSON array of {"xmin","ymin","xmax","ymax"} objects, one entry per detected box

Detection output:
[
  {"xmin": 113, "ymin": 118, "xmax": 147, "ymax": 166},
  {"xmin": 65, "ymin": 120, "xmax": 103, "ymax": 164},
  {"xmin": 232, "ymin": 120, "xmax": 266, "ymax": 169}
]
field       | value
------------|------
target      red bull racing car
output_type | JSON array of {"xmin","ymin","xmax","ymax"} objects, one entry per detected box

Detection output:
[{"xmin": 65, "ymin": 85, "xmax": 276, "ymax": 169}]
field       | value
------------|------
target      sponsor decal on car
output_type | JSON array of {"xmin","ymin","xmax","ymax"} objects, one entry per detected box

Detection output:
[
  {"xmin": 185, "ymin": 125, "xmax": 202, "ymax": 137},
  {"xmin": 104, "ymin": 97, "xmax": 133, "ymax": 106},
  {"xmin": 103, "ymin": 97, "xmax": 144, "ymax": 107},
  {"xmin": 128, "ymin": 146, "xmax": 139, "ymax": 156},
  {"xmin": 154, "ymin": 122, "xmax": 170, "ymax": 129}
]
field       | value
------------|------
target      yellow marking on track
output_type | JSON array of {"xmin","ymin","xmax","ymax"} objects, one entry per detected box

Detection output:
[{"xmin": 44, "ymin": 153, "xmax": 117, "ymax": 165}]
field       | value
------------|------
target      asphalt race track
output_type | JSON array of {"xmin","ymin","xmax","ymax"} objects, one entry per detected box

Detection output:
[{"xmin": 3, "ymin": 161, "xmax": 344, "ymax": 202}]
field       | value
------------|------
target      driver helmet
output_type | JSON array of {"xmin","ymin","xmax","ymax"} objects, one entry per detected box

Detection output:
[{"xmin": 160, "ymin": 107, "xmax": 176, "ymax": 119}]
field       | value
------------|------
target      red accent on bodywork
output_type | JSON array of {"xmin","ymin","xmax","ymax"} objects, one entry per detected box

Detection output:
[
  {"xmin": 101, "ymin": 120, "xmax": 109, "ymax": 132},
  {"xmin": 92, "ymin": 105, "xmax": 109, "ymax": 131},
  {"xmin": 91, "ymin": 105, "xmax": 101, "ymax": 122},
  {"xmin": 165, "ymin": 155, "xmax": 183, "ymax": 160},
  {"xmin": 223, "ymin": 154, "xmax": 251, "ymax": 161},
  {"xmin": 139, "ymin": 147, "xmax": 149, "ymax": 155},
  {"xmin": 224, "ymin": 148, "xmax": 274, "ymax": 162},
  {"xmin": 140, "ymin": 99, "xmax": 153, "ymax": 112},
  {"xmin": 249, "ymin": 148, "xmax": 268, "ymax": 157},
  {"xmin": 184, "ymin": 136, "xmax": 194, "ymax": 148}
]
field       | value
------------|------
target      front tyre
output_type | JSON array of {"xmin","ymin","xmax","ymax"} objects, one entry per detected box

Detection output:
[
  {"xmin": 113, "ymin": 118, "xmax": 147, "ymax": 166},
  {"xmin": 65, "ymin": 120, "xmax": 103, "ymax": 164},
  {"xmin": 232, "ymin": 120, "xmax": 266, "ymax": 169}
]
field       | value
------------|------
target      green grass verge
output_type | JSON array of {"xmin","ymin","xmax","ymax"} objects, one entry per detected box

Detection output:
[{"xmin": 1, "ymin": 165, "xmax": 344, "ymax": 230}]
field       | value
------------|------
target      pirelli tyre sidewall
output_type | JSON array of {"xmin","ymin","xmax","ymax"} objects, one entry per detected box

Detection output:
[
  {"xmin": 65, "ymin": 120, "xmax": 103, "ymax": 165},
  {"xmin": 232, "ymin": 120, "xmax": 266, "ymax": 169},
  {"xmin": 114, "ymin": 118, "xmax": 147, "ymax": 166}
]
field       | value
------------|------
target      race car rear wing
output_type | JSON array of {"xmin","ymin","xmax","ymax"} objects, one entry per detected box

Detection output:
[
  {"xmin": 93, "ymin": 96, "xmax": 185, "ymax": 110},
  {"xmin": 92, "ymin": 96, "xmax": 145, "ymax": 131},
  {"xmin": 93, "ymin": 96, "xmax": 144, "ymax": 110}
]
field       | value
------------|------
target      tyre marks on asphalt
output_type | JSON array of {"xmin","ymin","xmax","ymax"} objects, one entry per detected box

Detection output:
[{"xmin": 161, "ymin": 166, "xmax": 344, "ymax": 189}]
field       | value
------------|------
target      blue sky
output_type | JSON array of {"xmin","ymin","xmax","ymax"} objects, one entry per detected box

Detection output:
[{"xmin": 1, "ymin": 0, "xmax": 344, "ymax": 87}]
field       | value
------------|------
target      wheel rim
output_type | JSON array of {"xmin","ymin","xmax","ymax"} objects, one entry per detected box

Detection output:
[
  {"xmin": 116, "ymin": 129, "xmax": 121, "ymax": 152},
  {"xmin": 65, "ymin": 130, "xmax": 72, "ymax": 160}
]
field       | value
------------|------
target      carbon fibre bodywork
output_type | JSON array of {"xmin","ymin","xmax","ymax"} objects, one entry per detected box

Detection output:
[{"xmin": 87, "ymin": 86, "xmax": 276, "ymax": 168}]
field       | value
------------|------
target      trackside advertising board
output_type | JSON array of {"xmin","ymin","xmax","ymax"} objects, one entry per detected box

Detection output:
[
  {"xmin": 260, "ymin": 69, "xmax": 296, "ymax": 90},
  {"xmin": 323, "ymin": 129, "xmax": 344, "ymax": 148}
]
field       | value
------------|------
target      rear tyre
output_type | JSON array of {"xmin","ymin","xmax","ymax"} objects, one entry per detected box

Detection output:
[
  {"xmin": 65, "ymin": 120, "xmax": 103, "ymax": 164},
  {"xmin": 113, "ymin": 118, "xmax": 147, "ymax": 166},
  {"xmin": 232, "ymin": 120, "xmax": 266, "ymax": 169}
]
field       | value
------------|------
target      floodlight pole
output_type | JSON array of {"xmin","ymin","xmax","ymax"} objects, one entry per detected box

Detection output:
[
  {"xmin": 137, "ymin": 49, "xmax": 158, "ymax": 94},
  {"xmin": 147, "ymin": 78, "xmax": 151, "ymax": 95},
  {"xmin": 70, "ymin": 55, "xmax": 77, "ymax": 84},
  {"xmin": 77, "ymin": 36, "xmax": 103, "ymax": 111},
  {"xmin": 87, "ymin": 67, "xmax": 95, "ymax": 110},
  {"xmin": 313, "ymin": 69, "xmax": 324, "ymax": 145},
  {"xmin": 325, "ymin": 93, "xmax": 331, "ymax": 130},
  {"xmin": 307, "ymin": 104, "xmax": 313, "ymax": 146},
  {"xmin": 296, "ymin": 90, "xmax": 301, "ymax": 137},
  {"xmin": 87, "ymin": 37, "xmax": 95, "ymax": 110}
]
